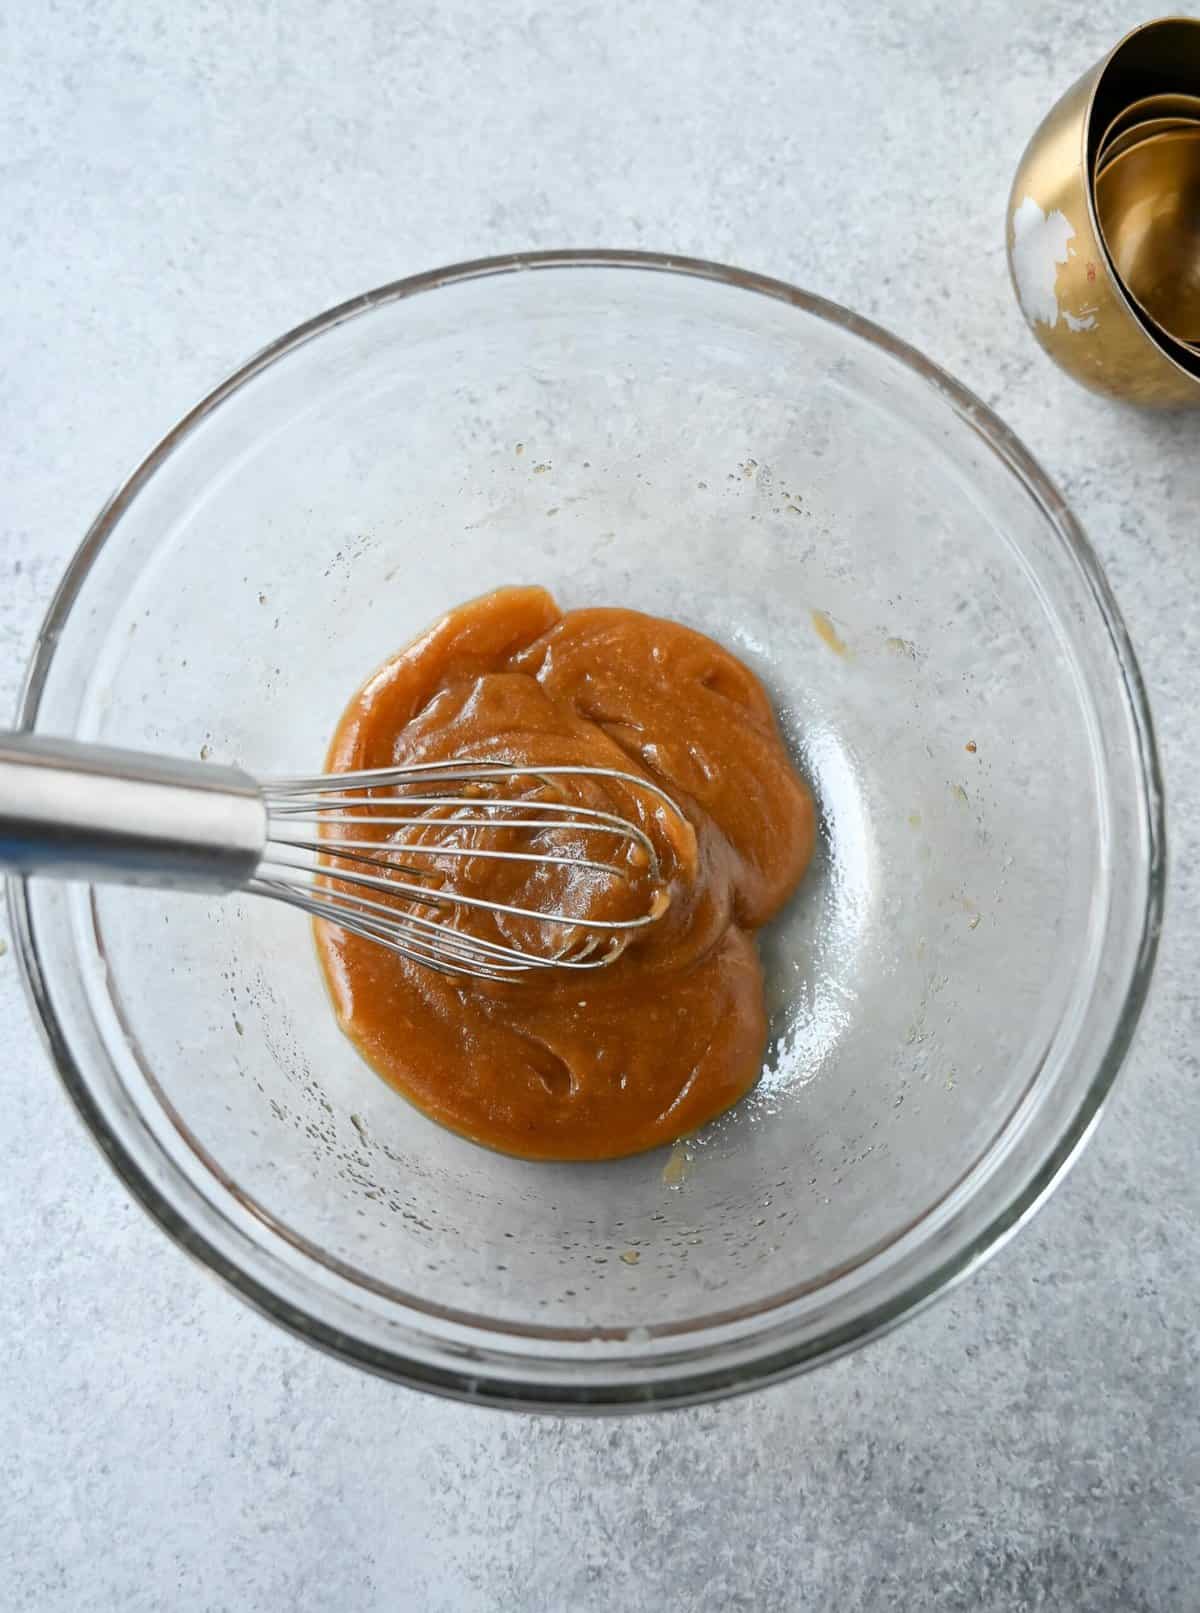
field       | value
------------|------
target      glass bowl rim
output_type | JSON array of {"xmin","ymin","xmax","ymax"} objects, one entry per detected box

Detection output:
[{"xmin": 6, "ymin": 249, "xmax": 1166, "ymax": 1410}]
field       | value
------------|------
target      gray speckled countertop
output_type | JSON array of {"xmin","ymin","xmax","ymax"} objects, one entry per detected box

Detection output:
[{"xmin": 2, "ymin": 3, "xmax": 1198, "ymax": 1608}]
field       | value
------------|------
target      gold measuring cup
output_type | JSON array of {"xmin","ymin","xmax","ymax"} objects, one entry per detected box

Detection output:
[
  {"xmin": 1095, "ymin": 128, "xmax": 1200, "ymax": 346},
  {"xmin": 1007, "ymin": 17, "xmax": 1200, "ymax": 406}
]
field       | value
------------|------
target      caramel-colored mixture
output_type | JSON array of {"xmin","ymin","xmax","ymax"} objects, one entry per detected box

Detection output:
[{"xmin": 315, "ymin": 587, "xmax": 815, "ymax": 1160}]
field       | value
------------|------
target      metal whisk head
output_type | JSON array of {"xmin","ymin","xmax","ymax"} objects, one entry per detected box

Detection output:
[
  {"xmin": 0, "ymin": 736, "xmax": 689, "ymax": 986},
  {"xmin": 253, "ymin": 761, "xmax": 687, "ymax": 982}
]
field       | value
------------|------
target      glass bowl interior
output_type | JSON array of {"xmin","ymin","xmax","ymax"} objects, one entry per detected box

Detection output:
[{"xmin": 11, "ymin": 254, "xmax": 1161, "ymax": 1408}]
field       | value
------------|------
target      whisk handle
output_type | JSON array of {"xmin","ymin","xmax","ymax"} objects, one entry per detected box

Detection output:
[{"xmin": 0, "ymin": 733, "xmax": 267, "ymax": 892}]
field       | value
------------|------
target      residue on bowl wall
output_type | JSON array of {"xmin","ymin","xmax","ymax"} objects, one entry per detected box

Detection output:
[
  {"xmin": 811, "ymin": 609, "xmax": 849, "ymax": 658},
  {"xmin": 662, "ymin": 1139, "xmax": 694, "ymax": 1188}
]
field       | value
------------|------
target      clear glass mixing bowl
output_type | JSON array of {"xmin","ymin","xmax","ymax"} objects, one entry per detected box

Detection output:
[{"xmin": 9, "ymin": 253, "xmax": 1163, "ymax": 1410}]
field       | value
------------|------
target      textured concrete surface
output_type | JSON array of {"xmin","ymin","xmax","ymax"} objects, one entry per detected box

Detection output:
[{"xmin": 2, "ymin": 3, "xmax": 1198, "ymax": 1608}]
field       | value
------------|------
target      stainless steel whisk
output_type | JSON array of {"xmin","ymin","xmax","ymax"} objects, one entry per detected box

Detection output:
[{"xmin": 0, "ymin": 734, "xmax": 684, "ymax": 981}]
